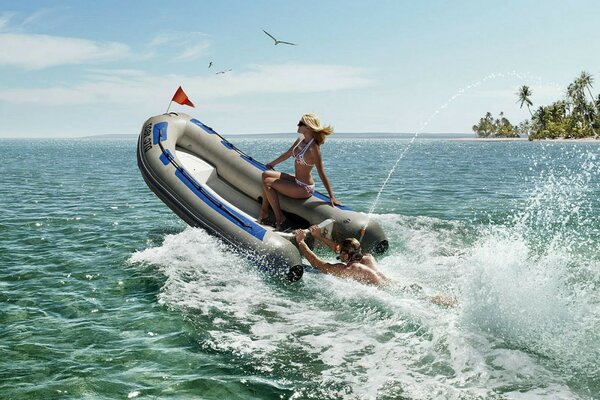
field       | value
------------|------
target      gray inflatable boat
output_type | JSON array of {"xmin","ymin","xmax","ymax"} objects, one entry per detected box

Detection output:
[{"xmin": 137, "ymin": 113, "xmax": 388, "ymax": 281}]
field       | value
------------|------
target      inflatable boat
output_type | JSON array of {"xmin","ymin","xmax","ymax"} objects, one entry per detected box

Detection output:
[{"xmin": 137, "ymin": 113, "xmax": 388, "ymax": 281}]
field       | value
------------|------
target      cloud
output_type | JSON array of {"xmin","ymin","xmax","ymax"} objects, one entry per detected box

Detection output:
[
  {"xmin": 22, "ymin": 8, "xmax": 56, "ymax": 28},
  {"xmin": 148, "ymin": 31, "xmax": 211, "ymax": 61},
  {"xmin": 204, "ymin": 64, "xmax": 372, "ymax": 96},
  {"xmin": 0, "ymin": 12, "xmax": 14, "ymax": 30},
  {"xmin": 0, "ymin": 33, "xmax": 130, "ymax": 69},
  {"xmin": 0, "ymin": 63, "xmax": 373, "ymax": 106},
  {"xmin": 177, "ymin": 42, "xmax": 211, "ymax": 61}
]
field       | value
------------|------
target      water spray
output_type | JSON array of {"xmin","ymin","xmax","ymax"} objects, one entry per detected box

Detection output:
[{"xmin": 359, "ymin": 71, "xmax": 563, "ymax": 243}]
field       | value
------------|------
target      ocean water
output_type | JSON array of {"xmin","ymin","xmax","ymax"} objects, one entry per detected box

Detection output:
[{"xmin": 1, "ymin": 135, "xmax": 599, "ymax": 400}]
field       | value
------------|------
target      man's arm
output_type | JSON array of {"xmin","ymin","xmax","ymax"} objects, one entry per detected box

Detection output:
[
  {"xmin": 297, "ymin": 241, "xmax": 328, "ymax": 270},
  {"xmin": 296, "ymin": 231, "xmax": 345, "ymax": 275},
  {"xmin": 308, "ymin": 225, "xmax": 340, "ymax": 253}
]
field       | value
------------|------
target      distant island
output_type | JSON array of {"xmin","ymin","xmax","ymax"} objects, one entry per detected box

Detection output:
[{"xmin": 472, "ymin": 71, "xmax": 599, "ymax": 141}]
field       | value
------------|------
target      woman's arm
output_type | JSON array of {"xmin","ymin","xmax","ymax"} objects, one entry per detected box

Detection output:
[
  {"xmin": 267, "ymin": 139, "xmax": 301, "ymax": 168},
  {"xmin": 313, "ymin": 146, "xmax": 340, "ymax": 206},
  {"xmin": 267, "ymin": 151, "xmax": 291, "ymax": 168}
]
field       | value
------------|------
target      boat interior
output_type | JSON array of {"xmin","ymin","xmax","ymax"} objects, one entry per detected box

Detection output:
[{"xmin": 175, "ymin": 148, "xmax": 322, "ymax": 237}]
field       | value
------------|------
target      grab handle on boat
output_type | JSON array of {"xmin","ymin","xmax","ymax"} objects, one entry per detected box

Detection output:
[{"xmin": 275, "ymin": 218, "xmax": 335, "ymax": 240}]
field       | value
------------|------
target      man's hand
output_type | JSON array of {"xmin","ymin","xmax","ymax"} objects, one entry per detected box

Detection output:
[
  {"xmin": 295, "ymin": 229, "xmax": 306, "ymax": 244},
  {"xmin": 308, "ymin": 225, "xmax": 322, "ymax": 238}
]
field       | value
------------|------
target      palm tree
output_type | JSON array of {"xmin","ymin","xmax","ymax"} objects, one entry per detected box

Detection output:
[
  {"xmin": 567, "ymin": 81, "xmax": 587, "ymax": 130},
  {"xmin": 565, "ymin": 82, "xmax": 578, "ymax": 114},
  {"xmin": 532, "ymin": 106, "xmax": 547, "ymax": 130},
  {"xmin": 516, "ymin": 85, "xmax": 533, "ymax": 117},
  {"xmin": 576, "ymin": 72, "xmax": 597, "ymax": 138},
  {"xmin": 578, "ymin": 71, "xmax": 596, "ymax": 108},
  {"xmin": 578, "ymin": 71, "xmax": 598, "ymax": 138}
]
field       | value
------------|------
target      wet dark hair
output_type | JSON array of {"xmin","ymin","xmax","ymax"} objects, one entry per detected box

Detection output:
[{"xmin": 340, "ymin": 238, "xmax": 363, "ymax": 262}]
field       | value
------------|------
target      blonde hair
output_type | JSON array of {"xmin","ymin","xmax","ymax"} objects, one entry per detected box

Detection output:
[{"xmin": 300, "ymin": 113, "xmax": 334, "ymax": 145}]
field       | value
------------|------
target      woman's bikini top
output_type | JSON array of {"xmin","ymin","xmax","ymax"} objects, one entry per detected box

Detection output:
[{"xmin": 292, "ymin": 138, "xmax": 315, "ymax": 167}]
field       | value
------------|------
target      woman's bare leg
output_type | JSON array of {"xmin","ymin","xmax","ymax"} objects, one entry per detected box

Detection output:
[
  {"xmin": 263, "ymin": 178, "xmax": 283, "ymax": 226},
  {"xmin": 258, "ymin": 170, "xmax": 281, "ymax": 222},
  {"xmin": 267, "ymin": 179, "xmax": 311, "ymax": 229},
  {"xmin": 258, "ymin": 185, "xmax": 271, "ymax": 222}
]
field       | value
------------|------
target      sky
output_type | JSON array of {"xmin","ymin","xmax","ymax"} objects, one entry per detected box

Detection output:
[{"xmin": 1, "ymin": 0, "xmax": 599, "ymax": 138}]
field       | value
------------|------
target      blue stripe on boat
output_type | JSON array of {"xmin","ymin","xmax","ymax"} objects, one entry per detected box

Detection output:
[
  {"xmin": 240, "ymin": 154, "xmax": 267, "ymax": 171},
  {"xmin": 191, "ymin": 118, "xmax": 218, "ymax": 134},
  {"xmin": 159, "ymin": 149, "xmax": 173, "ymax": 166},
  {"xmin": 153, "ymin": 122, "xmax": 168, "ymax": 144},
  {"xmin": 312, "ymin": 191, "xmax": 352, "ymax": 210},
  {"xmin": 175, "ymin": 169, "xmax": 267, "ymax": 241},
  {"xmin": 221, "ymin": 140, "xmax": 235, "ymax": 150}
]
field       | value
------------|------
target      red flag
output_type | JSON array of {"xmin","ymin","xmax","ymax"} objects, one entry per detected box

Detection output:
[{"xmin": 171, "ymin": 86, "xmax": 195, "ymax": 107}]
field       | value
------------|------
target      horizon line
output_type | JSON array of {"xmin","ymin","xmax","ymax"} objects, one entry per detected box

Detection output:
[{"xmin": 1, "ymin": 132, "xmax": 475, "ymax": 140}]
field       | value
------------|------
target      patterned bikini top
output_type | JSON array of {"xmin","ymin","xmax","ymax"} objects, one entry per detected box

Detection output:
[{"xmin": 292, "ymin": 138, "xmax": 315, "ymax": 167}]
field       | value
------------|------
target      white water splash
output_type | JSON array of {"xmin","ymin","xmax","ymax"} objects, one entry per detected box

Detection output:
[
  {"xmin": 129, "ymin": 208, "xmax": 592, "ymax": 398},
  {"xmin": 461, "ymin": 147, "xmax": 600, "ymax": 382}
]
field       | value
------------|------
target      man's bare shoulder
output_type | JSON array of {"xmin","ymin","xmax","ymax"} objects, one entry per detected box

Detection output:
[
  {"xmin": 361, "ymin": 253, "xmax": 376, "ymax": 263},
  {"xmin": 346, "ymin": 260, "xmax": 371, "ymax": 269},
  {"xmin": 346, "ymin": 261, "xmax": 380, "ymax": 278},
  {"xmin": 347, "ymin": 258, "xmax": 390, "ymax": 286},
  {"xmin": 320, "ymin": 261, "xmax": 350, "ymax": 276}
]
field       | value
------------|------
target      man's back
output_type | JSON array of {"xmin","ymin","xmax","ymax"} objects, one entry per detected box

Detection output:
[{"xmin": 344, "ymin": 254, "xmax": 390, "ymax": 286}]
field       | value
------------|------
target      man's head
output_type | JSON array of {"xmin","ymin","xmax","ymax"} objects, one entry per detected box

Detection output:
[{"xmin": 338, "ymin": 238, "xmax": 363, "ymax": 263}]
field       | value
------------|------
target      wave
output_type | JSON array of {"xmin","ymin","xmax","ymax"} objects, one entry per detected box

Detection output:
[
  {"xmin": 460, "ymin": 147, "xmax": 600, "ymax": 387},
  {"xmin": 127, "ymin": 146, "xmax": 600, "ymax": 398}
]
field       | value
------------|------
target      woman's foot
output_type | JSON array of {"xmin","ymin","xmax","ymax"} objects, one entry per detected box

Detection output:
[
  {"xmin": 257, "ymin": 209, "xmax": 270, "ymax": 224},
  {"xmin": 275, "ymin": 216, "xmax": 287, "ymax": 231}
]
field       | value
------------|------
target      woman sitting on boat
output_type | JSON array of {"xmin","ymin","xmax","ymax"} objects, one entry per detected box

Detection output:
[{"xmin": 258, "ymin": 113, "xmax": 340, "ymax": 230}]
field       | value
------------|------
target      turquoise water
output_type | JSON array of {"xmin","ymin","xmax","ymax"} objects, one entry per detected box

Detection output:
[{"xmin": 1, "ymin": 136, "xmax": 599, "ymax": 399}]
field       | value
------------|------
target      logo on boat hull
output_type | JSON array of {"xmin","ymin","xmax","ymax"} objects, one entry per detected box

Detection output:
[{"xmin": 142, "ymin": 123, "xmax": 152, "ymax": 152}]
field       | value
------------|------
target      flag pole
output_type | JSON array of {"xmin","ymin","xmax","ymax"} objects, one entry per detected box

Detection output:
[{"xmin": 166, "ymin": 100, "xmax": 173, "ymax": 114}]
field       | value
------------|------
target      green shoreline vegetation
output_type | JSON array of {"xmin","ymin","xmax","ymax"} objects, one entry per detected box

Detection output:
[{"xmin": 472, "ymin": 71, "xmax": 600, "ymax": 141}]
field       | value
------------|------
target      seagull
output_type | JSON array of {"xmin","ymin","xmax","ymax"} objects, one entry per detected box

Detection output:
[
  {"xmin": 262, "ymin": 29, "xmax": 297, "ymax": 46},
  {"xmin": 208, "ymin": 61, "xmax": 213, "ymax": 68},
  {"xmin": 216, "ymin": 69, "xmax": 232, "ymax": 75}
]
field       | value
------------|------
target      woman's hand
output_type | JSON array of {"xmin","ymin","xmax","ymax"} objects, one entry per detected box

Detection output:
[
  {"xmin": 329, "ymin": 196, "xmax": 342, "ymax": 207},
  {"xmin": 265, "ymin": 162, "xmax": 276, "ymax": 170}
]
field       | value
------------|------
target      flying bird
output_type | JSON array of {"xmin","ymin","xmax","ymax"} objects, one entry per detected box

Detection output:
[
  {"xmin": 216, "ymin": 69, "xmax": 232, "ymax": 75},
  {"xmin": 208, "ymin": 61, "xmax": 213, "ymax": 68},
  {"xmin": 262, "ymin": 29, "xmax": 297, "ymax": 46}
]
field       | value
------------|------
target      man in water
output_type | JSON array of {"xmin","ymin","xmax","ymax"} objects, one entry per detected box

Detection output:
[
  {"xmin": 295, "ymin": 226, "xmax": 457, "ymax": 307},
  {"xmin": 294, "ymin": 226, "xmax": 390, "ymax": 287}
]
